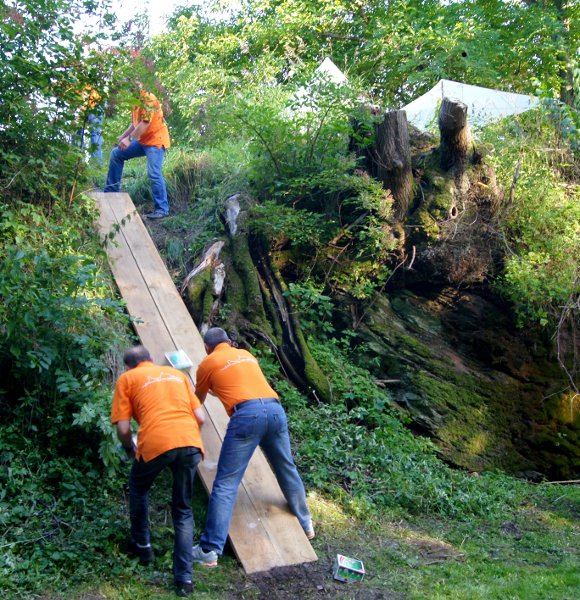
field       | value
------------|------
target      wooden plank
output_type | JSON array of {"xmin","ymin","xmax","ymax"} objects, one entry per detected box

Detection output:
[
  {"xmin": 92, "ymin": 192, "xmax": 317, "ymax": 573},
  {"xmin": 104, "ymin": 194, "xmax": 317, "ymax": 568}
]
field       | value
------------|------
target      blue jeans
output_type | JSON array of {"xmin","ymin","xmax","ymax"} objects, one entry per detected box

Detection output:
[
  {"xmin": 105, "ymin": 141, "xmax": 169, "ymax": 214},
  {"xmin": 200, "ymin": 398, "xmax": 311, "ymax": 554},
  {"xmin": 87, "ymin": 112, "xmax": 103, "ymax": 164},
  {"xmin": 129, "ymin": 446, "xmax": 202, "ymax": 584}
]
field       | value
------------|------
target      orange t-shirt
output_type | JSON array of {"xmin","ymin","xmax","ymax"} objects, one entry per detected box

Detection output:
[
  {"xmin": 132, "ymin": 91, "xmax": 171, "ymax": 149},
  {"xmin": 111, "ymin": 361, "xmax": 203, "ymax": 462},
  {"xmin": 195, "ymin": 343, "xmax": 278, "ymax": 416}
]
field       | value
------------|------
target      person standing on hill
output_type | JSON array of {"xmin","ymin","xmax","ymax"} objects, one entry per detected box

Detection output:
[
  {"xmin": 75, "ymin": 86, "xmax": 104, "ymax": 164},
  {"xmin": 104, "ymin": 81, "xmax": 171, "ymax": 219},
  {"xmin": 191, "ymin": 327, "xmax": 314, "ymax": 568},
  {"xmin": 111, "ymin": 345, "xmax": 205, "ymax": 597}
]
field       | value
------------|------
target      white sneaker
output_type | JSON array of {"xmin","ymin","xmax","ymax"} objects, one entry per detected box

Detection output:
[{"xmin": 192, "ymin": 544, "xmax": 218, "ymax": 568}]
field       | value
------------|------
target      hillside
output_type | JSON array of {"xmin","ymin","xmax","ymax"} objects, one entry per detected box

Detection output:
[{"xmin": 1, "ymin": 0, "xmax": 578, "ymax": 598}]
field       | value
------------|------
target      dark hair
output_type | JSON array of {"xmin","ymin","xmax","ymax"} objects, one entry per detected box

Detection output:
[
  {"xmin": 203, "ymin": 327, "xmax": 230, "ymax": 351},
  {"xmin": 123, "ymin": 345, "xmax": 152, "ymax": 369}
]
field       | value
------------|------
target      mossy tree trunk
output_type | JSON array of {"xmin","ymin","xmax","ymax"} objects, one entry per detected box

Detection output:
[
  {"xmin": 350, "ymin": 108, "xmax": 414, "ymax": 220},
  {"xmin": 438, "ymin": 97, "xmax": 474, "ymax": 195},
  {"xmin": 181, "ymin": 241, "xmax": 225, "ymax": 335},
  {"xmin": 182, "ymin": 193, "xmax": 331, "ymax": 401},
  {"xmin": 374, "ymin": 110, "xmax": 414, "ymax": 219}
]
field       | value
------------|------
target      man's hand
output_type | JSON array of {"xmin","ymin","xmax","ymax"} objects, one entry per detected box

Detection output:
[
  {"xmin": 116, "ymin": 420, "xmax": 135, "ymax": 460},
  {"xmin": 118, "ymin": 137, "xmax": 131, "ymax": 150},
  {"xmin": 122, "ymin": 443, "xmax": 136, "ymax": 460}
]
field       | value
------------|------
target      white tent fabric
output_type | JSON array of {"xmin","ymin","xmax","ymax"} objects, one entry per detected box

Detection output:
[
  {"xmin": 402, "ymin": 79, "xmax": 539, "ymax": 130},
  {"xmin": 287, "ymin": 58, "xmax": 347, "ymax": 119},
  {"xmin": 294, "ymin": 58, "xmax": 347, "ymax": 102},
  {"xmin": 315, "ymin": 57, "xmax": 348, "ymax": 84}
]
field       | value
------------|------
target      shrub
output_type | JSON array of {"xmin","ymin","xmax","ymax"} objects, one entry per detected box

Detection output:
[
  {"xmin": 0, "ymin": 199, "xmax": 129, "ymax": 461},
  {"xmin": 482, "ymin": 106, "xmax": 579, "ymax": 330}
]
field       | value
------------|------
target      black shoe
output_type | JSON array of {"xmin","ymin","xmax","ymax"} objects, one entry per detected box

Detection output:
[
  {"xmin": 127, "ymin": 539, "xmax": 155, "ymax": 564},
  {"xmin": 175, "ymin": 581, "xmax": 193, "ymax": 597},
  {"xmin": 145, "ymin": 210, "xmax": 169, "ymax": 220}
]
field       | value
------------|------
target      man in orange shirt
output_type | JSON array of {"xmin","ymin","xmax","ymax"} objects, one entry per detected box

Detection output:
[
  {"xmin": 104, "ymin": 81, "xmax": 171, "ymax": 219},
  {"xmin": 111, "ymin": 345, "xmax": 204, "ymax": 597},
  {"xmin": 191, "ymin": 328, "xmax": 314, "ymax": 568}
]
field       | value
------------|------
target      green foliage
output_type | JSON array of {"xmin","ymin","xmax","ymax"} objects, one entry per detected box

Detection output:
[
  {"xmin": 0, "ymin": 428, "xmax": 130, "ymax": 597},
  {"xmin": 258, "ymin": 339, "xmax": 524, "ymax": 519},
  {"xmin": 284, "ymin": 282, "xmax": 335, "ymax": 338},
  {"xmin": 215, "ymin": 79, "xmax": 397, "ymax": 298},
  {"xmin": 124, "ymin": 144, "xmax": 249, "ymax": 210},
  {"xmin": 0, "ymin": 200, "xmax": 129, "ymax": 457},
  {"xmin": 154, "ymin": 0, "xmax": 578, "ymax": 113},
  {"xmin": 251, "ymin": 201, "xmax": 331, "ymax": 247},
  {"xmin": 0, "ymin": 0, "xmax": 120, "ymax": 204},
  {"xmin": 2, "ymin": 1, "xmax": 578, "ymax": 596},
  {"xmin": 482, "ymin": 105, "xmax": 579, "ymax": 329},
  {"xmin": 218, "ymin": 77, "xmax": 360, "ymax": 194},
  {"xmin": 0, "ymin": 3, "xmax": 150, "ymax": 595}
]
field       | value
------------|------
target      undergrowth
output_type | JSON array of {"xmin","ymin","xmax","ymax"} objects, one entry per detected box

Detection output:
[
  {"xmin": 1, "ymin": 186, "xmax": 576, "ymax": 600},
  {"xmin": 256, "ymin": 339, "xmax": 528, "ymax": 522}
]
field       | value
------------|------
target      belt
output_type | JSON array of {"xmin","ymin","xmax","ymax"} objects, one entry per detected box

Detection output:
[{"xmin": 232, "ymin": 398, "xmax": 279, "ymax": 412}]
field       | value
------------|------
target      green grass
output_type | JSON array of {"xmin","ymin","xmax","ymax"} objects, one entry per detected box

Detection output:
[
  {"xmin": 38, "ymin": 483, "xmax": 577, "ymax": 600},
  {"xmin": 2, "ymin": 392, "xmax": 576, "ymax": 600}
]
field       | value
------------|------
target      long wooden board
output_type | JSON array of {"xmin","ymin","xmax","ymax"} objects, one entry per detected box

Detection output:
[{"xmin": 92, "ymin": 192, "xmax": 317, "ymax": 574}]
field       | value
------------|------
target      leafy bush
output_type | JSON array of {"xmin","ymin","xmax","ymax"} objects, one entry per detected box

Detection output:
[
  {"xmin": 0, "ymin": 196, "xmax": 138, "ymax": 596},
  {"xmin": 284, "ymin": 282, "xmax": 335, "ymax": 338},
  {"xmin": 0, "ymin": 0, "xmax": 120, "ymax": 205},
  {"xmin": 0, "ymin": 428, "xmax": 130, "ymax": 597},
  {"xmin": 482, "ymin": 105, "xmax": 579, "ymax": 329},
  {"xmin": 251, "ymin": 201, "xmax": 332, "ymax": 248},
  {"xmin": 0, "ymin": 199, "xmax": 129, "ymax": 460}
]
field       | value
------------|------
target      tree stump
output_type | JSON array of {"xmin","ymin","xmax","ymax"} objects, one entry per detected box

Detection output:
[
  {"xmin": 350, "ymin": 107, "xmax": 413, "ymax": 220},
  {"xmin": 181, "ymin": 241, "xmax": 226, "ymax": 334},
  {"xmin": 181, "ymin": 193, "xmax": 331, "ymax": 401},
  {"xmin": 438, "ymin": 97, "xmax": 473, "ymax": 180},
  {"xmin": 374, "ymin": 110, "xmax": 414, "ymax": 219}
]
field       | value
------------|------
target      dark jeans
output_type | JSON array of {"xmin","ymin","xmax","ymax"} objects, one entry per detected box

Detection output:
[{"xmin": 129, "ymin": 446, "xmax": 202, "ymax": 583}]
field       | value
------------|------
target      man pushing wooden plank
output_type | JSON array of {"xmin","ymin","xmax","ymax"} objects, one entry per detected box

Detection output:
[{"xmin": 92, "ymin": 191, "xmax": 317, "ymax": 575}]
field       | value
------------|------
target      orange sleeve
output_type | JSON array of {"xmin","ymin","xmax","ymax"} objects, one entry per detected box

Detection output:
[
  {"xmin": 111, "ymin": 374, "xmax": 133, "ymax": 423},
  {"xmin": 185, "ymin": 378, "xmax": 202, "ymax": 411},
  {"xmin": 195, "ymin": 360, "xmax": 211, "ymax": 398}
]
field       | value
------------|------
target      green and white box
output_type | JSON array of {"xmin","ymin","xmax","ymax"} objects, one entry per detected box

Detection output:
[
  {"xmin": 165, "ymin": 349, "xmax": 193, "ymax": 370},
  {"xmin": 333, "ymin": 554, "xmax": 365, "ymax": 583}
]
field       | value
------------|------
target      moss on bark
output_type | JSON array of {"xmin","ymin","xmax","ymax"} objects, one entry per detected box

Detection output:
[
  {"xmin": 352, "ymin": 289, "xmax": 579, "ymax": 479},
  {"xmin": 185, "ymin": 268, "xmax": 211, "ymax": 316},
  {"xmin": 231, "ymin": 234, "xmax": 271, "ymax": 333}
]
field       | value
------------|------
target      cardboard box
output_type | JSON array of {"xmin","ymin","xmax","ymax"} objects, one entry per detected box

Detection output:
[
  {"xmin": 333, "ymin": 554, "xmax": 365, "ymax": 583},
  {"xmin": 165, "ymin": 349, "xmax": 193, "ymax": 370}
]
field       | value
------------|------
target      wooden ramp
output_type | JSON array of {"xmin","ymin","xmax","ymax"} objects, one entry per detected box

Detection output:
[{"xmin": 92, "ymin": 191, "xmax": 317, "ymax": 574}]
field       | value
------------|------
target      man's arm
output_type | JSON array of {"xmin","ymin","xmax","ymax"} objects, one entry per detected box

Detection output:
[
  {"xmin": 131, "ymin": 120, "xmax": 151, "ymax": 140},
  {"xmin": 194, "ymin": 360, "xmax": 210, "ymax": 404},
  {"xmin": 193, "ymin": 407, "xmax": 205, "ymax": 426},
  {"xmin": 117, "ymin": 124, "xmax": 135, "ymax": 149},
  {"xmin": 116, "ymin": 420, "xmax": 135, "ymax": 457},
  {"xmin": 117, "ymin": 120, "xmax": 150, "ymax": 149}
]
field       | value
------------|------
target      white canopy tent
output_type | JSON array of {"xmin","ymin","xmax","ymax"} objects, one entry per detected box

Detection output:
[
  {"xmin": 287, "ymin": 58, "xmax": 348, "ymax": 119},
  {"xmin": 314, "ymin": 57, "xmax": 348, "ymax": 84},
  {"xmin": 293, "ymin": 57, "xmax": 347, "ymax": 101},
  {"xmin": 402, "ymin": 79, "xmax": 539, "ymax": 130}
]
